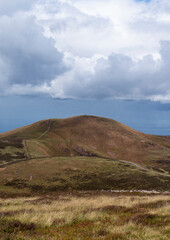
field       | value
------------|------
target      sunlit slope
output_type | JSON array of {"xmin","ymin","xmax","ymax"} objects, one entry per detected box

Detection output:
[
  {"xmin": 0, "ymin": 115, "xmax": 170, "ymax": 173},
  {"xmin": 0, "ymin": 120, "xmax": 49, "ymax": 139}
]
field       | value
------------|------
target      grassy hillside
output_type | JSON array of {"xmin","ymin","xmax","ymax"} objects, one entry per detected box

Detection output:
[
  {"xmin": 0, "ymin": 115, "xmax": 170, "ymax": 193},
  {"xmin": 1, "ymin": 115, "xmax": 170, "ymax": 171},
  {"xmin": 0, "ymin": 156, "xmax": 170, "ymax": 195}
]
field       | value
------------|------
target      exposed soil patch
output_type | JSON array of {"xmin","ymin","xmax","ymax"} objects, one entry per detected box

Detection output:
[{"xmin": 74, "ymin": 146, "xmax": 97, "ymax": 157}]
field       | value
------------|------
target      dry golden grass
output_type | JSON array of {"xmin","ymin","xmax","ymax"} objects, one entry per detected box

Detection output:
[
  {"xmin": 0, "ymin": 194, "xmax": 170, "ymax": 239},
  {"xmin": 1, "ymin": 195, "xmax": 170, "ymax": 225}
]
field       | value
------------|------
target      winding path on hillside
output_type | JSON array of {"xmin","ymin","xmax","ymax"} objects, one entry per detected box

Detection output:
[
  {"xmin": 1, "ymin": 154, "xmax": 170, "ymax": 180},
  {"xmin": 37, "ymin": 119, "xmax": 52, "ymax": 140},
  {"xmin": 22, "ymin": 119, "xmax": 52, "ymax": 160},
  {"xmin": 0, "ymin": 120, "xmax": 52, "ymax": 167},
  {"xmin": 22, "ymin": 140, "xmax": 30, "ymax": 159},
  {"xmin": 120, "ymin": 160, "xmax": 170, "ymax": 178},
  {"xmin": 1, "ymin": 117, "xmax": 170, "ymax": 179}
]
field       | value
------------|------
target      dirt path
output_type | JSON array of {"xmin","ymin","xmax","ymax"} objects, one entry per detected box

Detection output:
[
  {"xmin": 37, "ymin": 119, "xmax": 51, "ymax": 140},
  {"xmin": 22, "ymin": 140, "xmax": 30, "ymax": 159},
  {"xmin": 120, "ymin": 160, "xmax": 170, "ymax": 178},
  {"xmin": 22, "ymin": 119, "xmax": 52, "ymax": 160},
  {"xmin": 0, "ymin": 140, "xmax": 31, "ymax": 168}
]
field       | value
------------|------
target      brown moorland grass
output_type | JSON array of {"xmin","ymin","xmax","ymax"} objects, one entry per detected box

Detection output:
[
  {"xmin": 0, "ymin": 194, "xmax": 169, "ymax": 239},
  {"xmin": 0, "ymin": 156, "xmax": 170, "ymax": 193},
  {"xmin": 0, "ymin": 115, "xmax": 170, "ymax": 173}
]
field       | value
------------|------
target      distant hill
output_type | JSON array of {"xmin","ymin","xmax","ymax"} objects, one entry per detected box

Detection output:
[{"xmin": 0, "ymin": 115, "xmax": 170, "ymax": 194}]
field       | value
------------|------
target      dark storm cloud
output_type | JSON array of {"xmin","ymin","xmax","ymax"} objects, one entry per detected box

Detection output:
[
  {"xmin": 1, "ymin": 0, "xmax": 170, "ymax": 102},
  {"xmin": 0, "ymin": 13, "xmax": 67, "ymax": 91}
]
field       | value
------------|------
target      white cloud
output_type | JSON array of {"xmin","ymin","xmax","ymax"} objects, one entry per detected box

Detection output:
[
  {"xmin": 36, "ymin": 0, "xmax": 170, "ymax": 58},
  {"xmin": 1, "ymin": 0, "xmax": 170, "ymax": 102}
]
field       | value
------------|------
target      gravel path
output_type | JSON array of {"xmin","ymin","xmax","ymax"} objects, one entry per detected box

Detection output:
[{"xmin": 120, "ymin": 160, "xmax": 170, "ymax": 178}]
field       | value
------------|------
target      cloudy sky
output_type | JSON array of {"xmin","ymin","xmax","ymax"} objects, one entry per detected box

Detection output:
[{"xmin": 1, "ymin": 0, "xmax": 170, "ymax": 134}]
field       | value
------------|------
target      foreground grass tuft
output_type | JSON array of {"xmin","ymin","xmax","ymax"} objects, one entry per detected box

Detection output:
[{"xmin": 0, "ymin": 194, "xmax": 170, "ymax": 239}]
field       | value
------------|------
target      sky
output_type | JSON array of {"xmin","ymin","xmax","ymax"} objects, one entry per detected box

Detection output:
[{"xmin": 1, "ymin": 0, "xmax": 170, "ymax": 135}]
